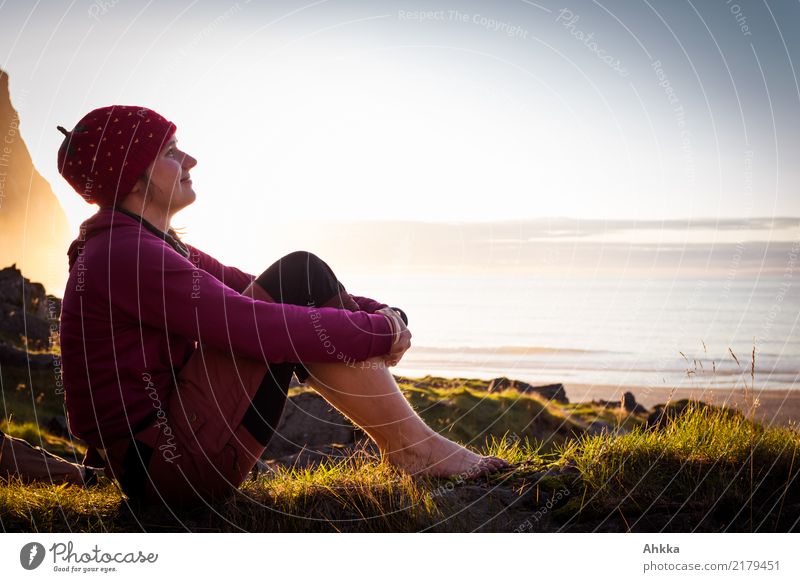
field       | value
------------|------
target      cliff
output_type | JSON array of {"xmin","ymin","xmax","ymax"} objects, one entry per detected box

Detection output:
[{"xmin": 0, "ymin": 67, "xmax": 72, "ymax": 295}]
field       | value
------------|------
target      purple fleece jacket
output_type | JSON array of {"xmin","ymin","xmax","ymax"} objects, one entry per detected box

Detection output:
[{"xmin": 59, "ymin": 208, "xmax": 393, "ymax": 447}]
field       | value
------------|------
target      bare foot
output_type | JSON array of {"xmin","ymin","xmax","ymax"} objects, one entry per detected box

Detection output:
[{"xmin": 383, "ymin": 431, "xmax": 509, "ymax": 478}]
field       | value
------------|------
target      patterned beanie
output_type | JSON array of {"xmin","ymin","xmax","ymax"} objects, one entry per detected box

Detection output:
[{"xmin": 56, "ymin": 105, "xmax": 177, "ymax": 207}]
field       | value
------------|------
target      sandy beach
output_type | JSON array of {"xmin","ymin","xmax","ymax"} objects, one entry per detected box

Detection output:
[{"xmin": 566, "ymin": 382, "xmax": 800, "ymax": 427}]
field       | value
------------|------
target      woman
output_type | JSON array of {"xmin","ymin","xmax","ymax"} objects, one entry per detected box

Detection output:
[{"xmin": 56, "ymin": 105, "xmax": 507, "ymax": 508}]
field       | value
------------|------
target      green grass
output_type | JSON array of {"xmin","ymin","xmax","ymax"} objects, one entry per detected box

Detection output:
[
  {"xmin": 0, "ymin": 437, "xmax": 551, "ymax": 532},
  {"xmin": 562, "ymin": 402, "xmax": 646, "ymax": 431},
  {"xmin": 1, "ymin": 361, "xmax": 84, "ymax": 462},
  {"xmin": 400, "ymin": 382, "xmax": 584, "ymax": 449},
  {"xmin": 2, "ymin": 403, "xmax": 797, "ymax": 532},
  {"xmin": 1, "ymin": 364, "xmax": 69, "ymax": 425},
  {"xmin": 2, "ymin": 363, "xmax": 798, "ymax": 531},
  {"xmin": 554, "ymin": 402, "xmax": 800, "ymax": 530}
]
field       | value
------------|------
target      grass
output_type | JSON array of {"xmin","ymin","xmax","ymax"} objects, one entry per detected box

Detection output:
[
  {"xmin": 555, "ymin": 402, "xmax": 800, "ymax": 531},
  {"xmin": 2, "ymin": 346, "xmax": 798, "ymax": 532},
  {"xmin": 399, "ymin": 381, "xmax": 585, "ymax": 449},
  {"xmin": 0, "ymin": 419, "xmax": 85, "ymax": 461},
  {"xmin": 2, "ymin": 403, "xmax": 797, "ymax": 532},
  {"xmin": 1, "ymin": 356, "xmax": 87, "ymax": 463},
  {"xmin": 0, "ymin": 363, "xmax": 68, "ymax": 425},
  {"xmin": 0, "ymin": 437, "xmax": 552, "ymax": 532}
]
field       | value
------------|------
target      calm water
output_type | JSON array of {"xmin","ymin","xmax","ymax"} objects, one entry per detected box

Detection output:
[{"xmin": 346, "ymin": 274, "xmax": 799, "ymax": 390}]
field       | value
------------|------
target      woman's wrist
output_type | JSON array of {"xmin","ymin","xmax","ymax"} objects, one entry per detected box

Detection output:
[
  {"xmin": 389, "ymin": 306, "xmax": 408, "ymax": 326},
  {"xmin": 381, "ymin": 311, "xmax": 400, "ymax": 348}
]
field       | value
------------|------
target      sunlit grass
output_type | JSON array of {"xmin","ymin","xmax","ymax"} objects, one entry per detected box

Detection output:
[
  {"xmin": 3, "ymin": 354, "xmax": 799, "ymax": 531},
  {"xmin": 0, "ymin": 478, "xmax": 123, "ymax": 532},
  {"xmin": 4, "ymin": 402, "xmax": 795, "ymax": 531},
  {"xmin": 556, "ymin": 402, "xmax": 800, "ymax": 530}
]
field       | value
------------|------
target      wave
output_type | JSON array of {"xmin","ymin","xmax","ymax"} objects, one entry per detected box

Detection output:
[{"xmin": 410, "ymin": 345, "xmax": 596, "ymax": 355}]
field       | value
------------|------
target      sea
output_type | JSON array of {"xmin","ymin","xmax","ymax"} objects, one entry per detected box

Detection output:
[{"xmin": 346, "ymin": 273, "xmax": 799, "ymax": 391}]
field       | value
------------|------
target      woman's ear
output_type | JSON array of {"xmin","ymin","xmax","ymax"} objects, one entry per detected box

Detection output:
[{"xmin": 129, "ymin": 171, "xmax": 148, "ymax": 195}]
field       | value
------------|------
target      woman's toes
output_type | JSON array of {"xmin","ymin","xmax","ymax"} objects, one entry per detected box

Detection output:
[
  {"xmin": 484, "ymin": 456, "xmax": 509, "ymax": 473},
  {"xmin": 473, "ymin": 458, "xmax": 496, "ymax": 475},
  {"xmin": 493, "ymin": 456, "xmax": 510, "ymax": 469}
]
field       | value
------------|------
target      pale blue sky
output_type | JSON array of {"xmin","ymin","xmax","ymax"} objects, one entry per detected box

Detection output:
[{"xmin": 2, "ymin": 0, "xmax": 798, "ymax": 264}]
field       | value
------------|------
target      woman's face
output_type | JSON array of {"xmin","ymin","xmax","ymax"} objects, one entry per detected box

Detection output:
[{"xmin": 140, "ymin": 135, "xmax": 197, "ymax": 213}]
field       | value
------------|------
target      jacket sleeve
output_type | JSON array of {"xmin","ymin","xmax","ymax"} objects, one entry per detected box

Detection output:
[
  {"xmin": 350, "ymin": 295, "xmax": 408, "ymax": 325},
  {"xmin": 349, "ymin": 294, "xmax": 389, "ymax": 313},
  {"xmin": 109, "ymin": 238, "xmax": 393, "ymax": 364},
  {"xmin": 184, "ymin": 243, "xmax": 255, "ymax": 293}
]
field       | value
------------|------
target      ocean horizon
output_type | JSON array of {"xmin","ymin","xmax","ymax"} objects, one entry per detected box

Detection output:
[{"xmin": 346, "ymin": 273, "xmax": 799, "ymax": 391}]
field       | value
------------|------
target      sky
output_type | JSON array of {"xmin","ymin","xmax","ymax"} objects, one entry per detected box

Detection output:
[{"xmin": 1, "ymin": 0, "xmax": 799, "ymax": 275}]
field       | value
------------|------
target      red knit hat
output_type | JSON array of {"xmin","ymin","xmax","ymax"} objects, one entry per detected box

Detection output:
[{"xmin": 56, "ymin": 105, "xmax": 177, "ymax": 207}]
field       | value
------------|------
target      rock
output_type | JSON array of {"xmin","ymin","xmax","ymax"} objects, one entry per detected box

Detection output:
[
  {"xmin": 262, "ymin": 392, "xmax": 360, "ymax": 459},
  {"xmin": 592, "ymin": 391, "xmax": 648, "ymax": 414},
  {"xmin": 0, "ymin": 264, "xmax": 61, "ymax": 351},
  {"xmin": 646, "ymin": 399, "xmax": 741, "ymax": 430},
  {"xmin": 0, "ymin": 68, "xmax": 73, "ymax": 294},
  {"xmin": 623, "ymin": 391, "xmax": 648, "ymax": 414},
  {"xmin": 559, "ymin": 459, "xmax": 580, "ymax": 475},
  {"xmin": 46, "ymin": 415, "xmax": 70, "ymax": 438},
  {"xmin": 0, "ymin": 342, "xmax": 55, "ymax": 367},
  {"xmin": 487, "ymin": 377, "xmax": 569, "ymax": 404}
]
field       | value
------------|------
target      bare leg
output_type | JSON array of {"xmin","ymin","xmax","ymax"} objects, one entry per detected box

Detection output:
[
  {"xmin": 302, "ymin": 358, "xmax": 508, "ymax": 477},
  {"xmin": 242, "ymin": 278, "xmax": 507, "ymax": 478}
]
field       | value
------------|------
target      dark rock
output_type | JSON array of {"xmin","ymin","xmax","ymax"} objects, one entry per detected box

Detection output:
[
  {"xmin": 646, "ymin": 399, "xmax": 742, "ymax": 430},
  {"xmin": 558, "ymin": 459, "xmax": 580, "ymax": 474},
  {"xmin": 623, "ymin": 391, "xmax": 648, "ymax": 414},
  {"xmin": 0, "ymin": 264, "xmax": 61, "ymax": 351},
  {"xmin": 487, "ymin": 377, "xmax": 569, "ymax": 404},
  {"xmin": 262, "ymin": 392, "xmax": 360, "ymax": 459},
  {"xmin": 46, "ymin": 415, "xmax": 70, "ymax": 438},
  {"xmin": 0, "ymin": 342, "xmax": 55, "ymax": 367},
  {"xmin": 592, "ymin": 391, "xmax": 648, "ymax": 414}
]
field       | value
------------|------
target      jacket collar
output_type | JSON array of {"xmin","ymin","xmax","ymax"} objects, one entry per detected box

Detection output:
[{"xmin": 67, "ymin": 206, "xmax": 190, "ymax": 271}]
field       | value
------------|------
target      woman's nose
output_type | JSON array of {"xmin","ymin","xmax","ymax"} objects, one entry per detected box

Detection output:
[{"xmin": 182, "ymin": 152, "xmax": 198, "ymax": 169}]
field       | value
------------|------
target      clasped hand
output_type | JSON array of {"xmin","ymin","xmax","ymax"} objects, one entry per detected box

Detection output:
[{"xmin": 376, "ymin": 307, "xmax": 412, "ymax": 367}]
